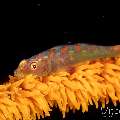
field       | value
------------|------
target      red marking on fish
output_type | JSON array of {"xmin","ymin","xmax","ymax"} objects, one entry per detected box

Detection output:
[
  {"xmin": 112, "ymin": 45, "xmax": 120, "ymax": 52},
  {"xmin": 74, "ymin": 43, "xmax": 81, "ymax": 52},
  {"xmin": 60, "ymin": 45, "xmax": 68, "ymax": 55},
  {"xmin": 33, "ymin": 53, "xmax": 43, "ymax": 60},
  {"xmin": 66, "ymin": 66, "xmax": 75, "ymax": 75},
  {"xmin": 48, "ymin": 48, "xmax": 56, "ymax": 60}
]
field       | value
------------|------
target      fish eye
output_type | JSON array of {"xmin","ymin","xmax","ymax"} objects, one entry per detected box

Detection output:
[{"xmin": 30, "ymin": 61, "xmax": 38, "ymax": 70}]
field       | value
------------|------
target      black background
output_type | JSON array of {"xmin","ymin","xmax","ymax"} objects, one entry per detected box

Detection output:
[{"xmin": 0, "ymin": 1, "xmax": 120, "ymax": 120}]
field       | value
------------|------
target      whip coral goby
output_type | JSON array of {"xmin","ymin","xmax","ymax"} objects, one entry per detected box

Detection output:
[
  {"xmin": 14, "ymin": 44, "xmax": 120, "ymax": 78},
  {"xmin": 0, "ymin": 43, "xmax": 120, "ymax": 120}
]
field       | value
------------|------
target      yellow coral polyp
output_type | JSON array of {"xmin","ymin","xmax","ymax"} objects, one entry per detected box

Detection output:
[{"xmin": 0, "ymin": 56, "xmax": 120, "ymax": 119}]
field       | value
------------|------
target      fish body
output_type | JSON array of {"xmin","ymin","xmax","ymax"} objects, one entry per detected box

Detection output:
[{"xmin": 14, "ymin": 43, "xmax": 120, "ymax": 79}]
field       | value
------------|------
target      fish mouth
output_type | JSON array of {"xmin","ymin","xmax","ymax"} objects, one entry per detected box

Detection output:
[
  {"xmin": 14, "ymin": 59, "xmax": 27, "ymax": 79},
  {"xmin": 14, "ymin": 69, "xmax": 25, "ymax": 79}
]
